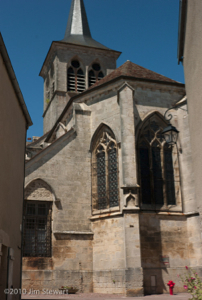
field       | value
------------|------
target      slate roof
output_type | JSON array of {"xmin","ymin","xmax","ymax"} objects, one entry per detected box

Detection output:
[
  {"xmin": 62, "ymin": 0, "xmax": 110, "ymax": 50},
  {"xmin": 89, "ymin": 60, "xmax": 181, "ymax": 90}
]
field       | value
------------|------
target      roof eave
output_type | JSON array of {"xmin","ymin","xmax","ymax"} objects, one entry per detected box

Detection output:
[
  {"xmin": 0, "ymin": 33, "xmax": 32, "ymax": 127},
  {"xmin": 177, "ymin": 0, "xmax": 187, "ymax": 64},
  {"xmin": 39, "ymin": 41, "xmax": 121, "ymax": 78}
]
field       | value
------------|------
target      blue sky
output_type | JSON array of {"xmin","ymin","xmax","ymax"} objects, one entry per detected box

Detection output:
[{"xmin": 0, "ymin": 0, "xmax": 184, "ymax": 139}]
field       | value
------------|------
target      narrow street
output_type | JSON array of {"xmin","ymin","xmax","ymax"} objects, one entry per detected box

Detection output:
[{"xmin": 22, "ymin": 292, "xmax": 190, "ymax": 300}]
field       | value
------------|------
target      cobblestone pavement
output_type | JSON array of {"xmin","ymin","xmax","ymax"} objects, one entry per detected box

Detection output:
[{"xmin": 22, "ymin": 293, "xmax": 190, "ymax": 300}]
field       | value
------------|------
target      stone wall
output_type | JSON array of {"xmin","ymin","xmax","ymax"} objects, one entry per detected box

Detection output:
[
  {"xmin": 43, "ymin": 92, "xmax": 68, "ymax": 135},
  {"xmin": 175, "ymin": 103, "xmax": 202, "ymax": 267},
  {"xmin": 92, "ymin": 217, "xmax": 125, "ymax": 294},
  {"xmin": 140, "ymin": 213, "xmax": 189, "ymax": 294},
  {"xmin": 183, "ymin": 1, "xmax": 202, "ymax": 250},
  {"xmin": 22, "ymin": 234, "xmax": 93, "ymax": 292},
  {"xmin": 43, "ymin": 44, "xmax": 118, "ymax": 134},
  {"xmin": 24, "ymin": 107, "xmax": 93, "ymax": 291},
  {"xmin": 24, "ymin": 78, "xmax": 189, "ymax": 295},
  {"xmin": 124, "ymin": 214, "xmax": 143, "ymax": 297}
]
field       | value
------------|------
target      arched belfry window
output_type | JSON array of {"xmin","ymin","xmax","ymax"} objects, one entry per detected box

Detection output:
[
  {"xmin": 88, "ymin": 63, "xmax": 104, "ymax": 87},
  {"xmin": 92, "ymin": 128, "xmax": 119, "ymax": 211},
  {"xmin": 67, "ymin": 60, "xmax": 85, "ymax": 92},
  {"xmin": 138, "ymin": 115, "xmax": 179, "ymax": 207}
]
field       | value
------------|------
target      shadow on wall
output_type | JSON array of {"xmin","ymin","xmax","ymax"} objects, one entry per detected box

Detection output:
[
  {"xmin": 140, "ymin": 213, "xmax": 188, "ymax": 295},
  {"xmin": 139, "ymin": 214, "xmax": 167, "ymax": 295}
]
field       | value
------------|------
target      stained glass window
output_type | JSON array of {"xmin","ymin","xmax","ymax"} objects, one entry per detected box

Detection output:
[
  {"xmin": 138, "ymin": 116, "xmax": 177, "ymax": 207},
  {"xmin": 164, "ymin": 144, "xmax": 176, "ymax": 205},
  {"xmin": 92, "ymin": 131, "xmax": 119, "ymax": 211},
  {"xmin": 97, "ymin": 149, "xmax": 107, "ymax": 209},
  {"xmin": 108, "ymin": 143, "xmax": 119, "ymax": 207},
  {"xmin": 152, "ymin": 141, "xmax": 164, "ymax": 204},
  {"xmin": 139, "ymin": 141, "xmax": 151, "ymax": 204}
]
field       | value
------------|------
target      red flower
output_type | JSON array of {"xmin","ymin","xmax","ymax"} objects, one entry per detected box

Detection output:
[
  {"xmin": 184, "ymin": 285, "xmax": 188, "ymax": 289},
  {"xmin": 194, "ymin": 286, "xmax": 197, "ymax": 289},
  {"xmin": 185, "ymin": 266, "xmax": 188, "ymax": 270}
]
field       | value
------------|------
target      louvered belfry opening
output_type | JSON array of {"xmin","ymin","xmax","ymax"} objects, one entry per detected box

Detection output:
[
  {"xmin": 89, "ymin": 70, "xmax": 96, "ymax": 87},
  {"xmin": 67, "ymin": 60, "xmax": 85, "ymax": 92},
  {"xmin": 138, "ymin": 115, "xmax": 179, "ymax": 207},
  {"xmin": 92, "ymin": 128, "xmax": 119, "ymax": 211},
  {"xmin": 77, "ymin": 68, "xmax": 85, "ymax": 92},
  {"xmin": 67, "ymin": 67, "xmax": 75, "ymax": 91},
  {"xmin": 88, "ymin": 63, "xmax": 104, "ymax": 87},
  {"xmin": 23, "ymin": 201, "xmax": 52, "ymax": 257}
]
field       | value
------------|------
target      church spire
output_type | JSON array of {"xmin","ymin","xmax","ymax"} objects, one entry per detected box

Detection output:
[
  {"xmin": 64, "ymin": 0, "xmax": 91, "ymax": 39},
  {"xmin": 62, "ymin": 0, "xmax": 109, "ymax": 50}
]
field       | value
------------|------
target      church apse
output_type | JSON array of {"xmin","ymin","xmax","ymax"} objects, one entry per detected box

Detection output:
[{"xmin": 23, "ymin": 0, "xmax": 199, "ymax": 296}]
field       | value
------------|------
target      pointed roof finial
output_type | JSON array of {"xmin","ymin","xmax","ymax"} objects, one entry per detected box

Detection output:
[{"xmin": 62, "ymin": 0, "xmax": 109, "ymax": 50}]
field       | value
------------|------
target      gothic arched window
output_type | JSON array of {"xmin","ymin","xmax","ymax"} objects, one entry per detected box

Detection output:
[
  {"xmin": 138, "ymin": 115, "xmax": 179, "ymax": 207},
  {"xmin": 88, "ymin": 63, "xmax": 104, "ymax": 87},
  {"xmin": 67, "ymin": 60, "xmax": 85, "ymax": 92},
  {"xmin": 92, "ymin": 129, "xmax": 119, "ymax": 211}
]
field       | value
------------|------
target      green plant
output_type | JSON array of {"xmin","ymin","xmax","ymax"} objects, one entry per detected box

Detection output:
[
  {"xmin": 113, "ymin": 280, "xmax": 115, "ymax": 284},
  {"xmin": 179, "ymin": 266, "xmax": 202, "ymax": 300},
  {"xmin": 46, "ymin": 99, "xmax": 50, "ymax": 104}
]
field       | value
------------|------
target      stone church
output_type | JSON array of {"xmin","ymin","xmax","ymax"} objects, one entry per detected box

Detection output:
[{"xmin": 23, "ymin": 0, "xmax": 200, "ymax": 296}]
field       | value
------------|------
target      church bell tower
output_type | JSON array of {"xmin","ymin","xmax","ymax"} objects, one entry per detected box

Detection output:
[{"xmin": 39, "ymin": 0, "xmax": 121, "ymax": 134}]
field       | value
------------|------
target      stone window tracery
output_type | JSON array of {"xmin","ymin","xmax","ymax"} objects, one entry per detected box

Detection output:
[
  {"xmin": 138, "ymin": 115, "xmax": 180, "ymax": 207},
  {"xmin": 88, "ymin": 63, "xmax": 104, "ymax": 87},
  {"xmin": 92, "ymin": 130, "xmax": 119, "ymax": 211},
  {"xmin": 67, "ymin": 60, "xmax": 85, "ymax": 92}
]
